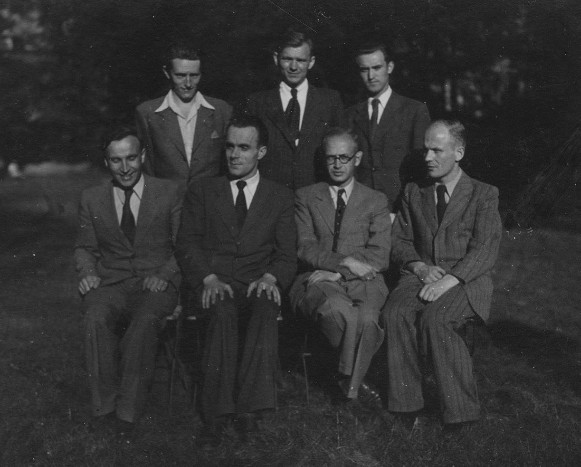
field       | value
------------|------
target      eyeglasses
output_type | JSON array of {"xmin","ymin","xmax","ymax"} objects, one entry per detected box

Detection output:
[{"xmin": 325, "ymin": 153, "xmax": 357, "ymax": 165}]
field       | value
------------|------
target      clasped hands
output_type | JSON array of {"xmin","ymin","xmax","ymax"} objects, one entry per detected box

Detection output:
[
  {"xmin": 307, "ymin": 256, "xmax": 377, "ymax": 286},
  {"xmin": 202, "ymin": 273, "xmax": 280, "ymax": 309},
  {"xmin": 410, "ymin": 262, "xmax": 459, "ymax": 302},
  {"xmin": 78, "ymin": 275, "xmax": 168, "ymax": 295}
]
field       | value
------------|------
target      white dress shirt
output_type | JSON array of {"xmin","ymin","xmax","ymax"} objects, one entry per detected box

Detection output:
[
  {"xmin": 230, "ymin": 171, "xmax": 260, "ymax": 209},
  {"xmin": 328, "ymin": 178, "xmax": 355, "ymax": 208},
  {"xmin": 113, "ymin": 175, "xmax": 144, "ymax": 224},
  {"xmin": 279, "ymin": 79, "xmax": 309, "ymax": 130},
  {"xmin": 367, "ymin": 86, "xmax": 392, "ymax": 124}
]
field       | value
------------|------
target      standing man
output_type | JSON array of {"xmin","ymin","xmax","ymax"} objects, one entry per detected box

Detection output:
[
  {"xmin": 383, "ymin": 120, "xmax": 502, "ymax": 430},
  {"xmin": 136, "ymin": 43, "xmax": 232, "ymax": 186},
  {"xmin": 242, "ymin": 28, "xmax": 343, "ymax": 190},
  {"xmin": 347, "ymin": 42, "xmax": 431, "ymax": 212},
  {"xmin": 75, "ymin": 128, "xmax": 182, "ymax": 432},
  {"xmin": 176, "ymin": 116, "xmax": 296, "ymax": 442},
  {"xmin": 290, "ymin": 127, "xmax": 390, "ymax": 404}
]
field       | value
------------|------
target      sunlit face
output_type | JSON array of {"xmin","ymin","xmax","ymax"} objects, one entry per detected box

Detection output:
[
  {"xmin": 105, "ymin": 135, "xmax": 144, "ymax": 188},
  {"xmin": 356, "ymin": 50, "xmax": 394, "ymax": 97},
  {"xmin": 225, "ymin": 126, "xmax": 267, "ymax": 180},
  {"xmin": 324, "ymin": 135, "xmax": 362, "ymax": 187},
  {"xmin": 273, "ymin": 43, "xmax": 315, "ymax": 87},
  {"xmin": 424, "ymin": 124, "xmax": 464, "ymax": 184},
  {"xmin": 164, "ymin": 58, "xmax": 201, "ymax": 103}
]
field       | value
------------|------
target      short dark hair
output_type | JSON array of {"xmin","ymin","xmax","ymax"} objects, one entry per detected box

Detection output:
[
  {"xmin": 227, "ymin": 115, "xmax": 269, "ymax": 148},
  {"xmin": 322, "ymin": 127, "xmax": 360, "ymax": 153},
  {"xmin": 354, "ymin": 41, "xmax": 392, "ymax": 63},
  {"xmin": 101, "ymin": 126, "xmax": 141, "ymax": 154},
  {"xmin": 164, "ymin": 42, "xmax": 201, "ymax": 70},
  {"xmin": 432, "ymin": 119, "xmax": 467, "ymax": 148},
  {"xmin": 276, "ymin": 27, "xmax": 314, "ymax": 56}
]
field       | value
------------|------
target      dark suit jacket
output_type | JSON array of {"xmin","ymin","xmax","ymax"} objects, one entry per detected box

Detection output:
[
  {"xmin": 74, "ymin": 175, "xmax": 183, "ymax": 289},
  {"xmin": 391, "ymin": 172, "xmax": 502, "ymax": 320},
  {"xmin": 346, "ymin": 91, "xmax": 431, "ymax": 211},
  {"xmin": 293, "ymin": 181, "xmax": 391, "ymax": 285},
  {"xmin": 242, "ymin": 85, "xmax": 343, "ymax": 190},
  {"xmin": 135, "ymin": 95, "xmax": 232, "ymax": 184},
  {"xmin": 176, "ymin": 176, "xmax": 297, "ymax": 291}
]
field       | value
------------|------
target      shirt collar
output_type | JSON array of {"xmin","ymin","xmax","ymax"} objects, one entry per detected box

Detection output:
[
  {"xmin": 113, "ymin": 173, "xmax": 144, "ymax": 200},
  {"xmin": 230, "ymin": 170, "xmax": 260, "ymax": 190},
  {"xmin": 329, "ymin": 177, "xmax": 355, "ymax": 202},
  {"xmin": 368, "ymin": 85, "xmax": 392, "ymax": 108},
  {"xmin": 435, "ymin": 168, "xmax": 463, "ymax": 197},
  {"xmin": 155, "ymin": 90, "xmax": 215, "ymax": 117},
  {"xmin": 279, "ymin": 79, "xmax": 309, "ymax": 96}
]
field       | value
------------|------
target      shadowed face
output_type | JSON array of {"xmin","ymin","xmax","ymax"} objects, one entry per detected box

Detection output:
[
  {"xmin": 424, "ymin": 123, "xmax": 464, "ymax": 184},
  {"xmin": 105, "ymin": 135, "xmax": 144, "ymax": 188},
  {"xmin": 324, "ymin": 134, "xmax": 362, "ymax": 187},
  {"xmin": 274, "ymin": 43, "xmax": 315, "ymax": 87},
  {"xmin": 356, "ymin": 50, "xmax": 394, "ymax": 97},
  {"xmin": 164, "ymin": 58, "xmax": 201, "ymax": 103},
  {"xmin": 225, "ymin": 126, "xmax": 267, "ymax": 180}
]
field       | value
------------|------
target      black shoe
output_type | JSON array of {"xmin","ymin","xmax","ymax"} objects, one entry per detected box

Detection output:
[
  {"xmin": 115, "ymin": 419, "xmax": 135, "ymax": 444},
  {"xmin": 392, "ymin": 411, "xmax": 423, "ymax": 431},
  {"xmin": 442, "ymin": 420, "xmax": 476, "ymax": 436},
  {"xmin": 235, "ymin": 412, "xmax": 262, "ymax": 441},
  {"xmin": 357, "ymin": 381, "xmax": 383, "ymax": 409},
  {"xmin": 87, "ymin": 412, "xmax": 116, "ymax": 434}
]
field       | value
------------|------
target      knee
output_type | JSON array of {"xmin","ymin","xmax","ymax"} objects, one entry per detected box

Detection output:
[
  {"xmin": 418, "ymin": 309, "xmax": 447, "ymax": 334},
  {"xmin": 358, "ymin": 306, "xmax": 380, "ymax": 328},
  {"xmin": 84, "ymin": 304, "xmax": 111, "ymax": 331},
  {"xmin": 209, "ymin": 295, "xmax": 237, "ymax": 322}
]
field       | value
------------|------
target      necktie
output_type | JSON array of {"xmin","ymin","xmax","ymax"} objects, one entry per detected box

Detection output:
[
  {"xmin": 286, "ymin": 88, "xmax": 300, "ymax": 144},
  {"xmin": 235, "ymin": 180, "xmax": 247, "ymax": 228},
  {"xmin": 332, "ymin": 189, "xmax": 346, "ymax": 253},
  {"xmin": 121, "ymin": 188, "xmax": 136, "ymax": 243},
  {"xmin": 369, "ymin": 98, "xmax": 380, "ymax": 141},
  {"xmin": 436, "ymin": 184, "xmax": 448, "ymax": 225}
]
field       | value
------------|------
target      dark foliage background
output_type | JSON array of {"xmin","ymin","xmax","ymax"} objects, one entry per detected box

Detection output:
[{"xmin": 1, "ymin": 0, "xmax": 580, "ymax": 209}]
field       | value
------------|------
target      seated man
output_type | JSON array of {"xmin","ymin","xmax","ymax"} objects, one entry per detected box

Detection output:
[
  {"xmin": 176, "ymin": 116, "xmax": 296, "ymax": 440},
  {"xmin": 75, "ymin": 127, "xmax": 182, "ymax": 432},
  {"xmin": 382, "ymin": 120, "xmax": 502, "ymax": 429},
  {"xmin": 290, "ymin": 127, "xmax": 391, "ymax": 404}
]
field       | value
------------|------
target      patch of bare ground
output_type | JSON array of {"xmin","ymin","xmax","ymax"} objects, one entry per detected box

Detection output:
[{"xmin": 1, "ymin": 171, "xmax": 580, "ymax": 465}]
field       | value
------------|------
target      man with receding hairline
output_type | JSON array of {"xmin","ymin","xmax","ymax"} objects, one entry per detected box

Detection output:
[
  {"xmin": 347, "ymin": 42, "xmax": 431, "ymax": 212},
  {"xmin": 136, "ymin": 42, "xmax": 232, "ymax": 186},
  {"xmin": 382, "ymin": 119, "xmax": 502, "ymax": 430},
  {"xmin": 241, "ymin": 28, "xmax": 343, "ymax": 190}
]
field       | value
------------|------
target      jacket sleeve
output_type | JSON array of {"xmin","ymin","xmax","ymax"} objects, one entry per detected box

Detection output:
[
  {"xmin": 391, "ymin": 184, "xmax": 423, "ymax": 268},
  {"xmin": 449, "ymin": 185, "xmax": 502, "ymax": 283},
  {"xmin": 135, "ymin": 106, "xmax": 156, "ymax": 176},
  {"xmin": 153, "ymin": 183, "xmax": 184, "ymax": 283},
  {"xmin": 265, "ymin": 190, "xmax": 298, "ymax": 291},
  {"xmin": 73, "ymin": 191, "xmax": 100, "ymax": 279}
]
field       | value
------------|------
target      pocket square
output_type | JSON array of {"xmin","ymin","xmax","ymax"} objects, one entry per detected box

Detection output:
[{"xmin": 210, "ymin": 130, "xmax": 220, "ymax": 139}]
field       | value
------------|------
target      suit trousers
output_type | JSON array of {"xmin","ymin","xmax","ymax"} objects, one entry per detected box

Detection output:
[
  {"xmin": 299, "ymin": 279, "xmax": 386, "ymax": 398},
  {"xmin": 383, "ymin": 275, "xmax": 479, "ymax": 423},
  {"xmin": 83, "ymin": 277, "xmax": 177, "ymax": 422},
  {"xmin": 201, "ymin": 282, "xmax": 279, "ymax": 421}
]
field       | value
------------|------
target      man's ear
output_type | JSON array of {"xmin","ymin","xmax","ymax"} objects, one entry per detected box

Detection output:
[
  {"xmin": 162, "ymin": 66, "xmax": 170, "ymax": 80},
  {"xmin": 354, "ymin": 150, "xmax": 363, "ymax": 167},
  {"xmin": 308, "ymin": 55, "xmax": 315, "ymax": 70},
  {"xmin": 387, "ymin": 61, "xmax": 395, "ymax": 74},
  {"xmin": 103, "ymin": 157, "xmax": 110, "ymax": 169},
  {"xmin": 257, "ymin": 146, "xmax": 267, "ymax": 160},
  {"xmin": 273, "ymin": 52, "xmax": 279, "ymax": 67},
  {"xmin": 140, "ymin": 147, "xmax": 146, "ymax": 164},
  {"xmin": 455, "ymin": 145, "xmax": 465, "ymax": 162}
]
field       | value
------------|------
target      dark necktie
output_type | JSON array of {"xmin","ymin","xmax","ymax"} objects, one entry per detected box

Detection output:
[
  {"xmin": 332, "ymin": 189, "xmax": 346, "ymax": 253},
  {"xmin": 369, "ymin": 98, "xmax": 380, "ymax": 141},
  {"xmin": 285, "ymin": 88, "xmax": 300, "ymax": 144},
  {"xmin": 235, "ymin": 180, "xmax": 247, "ymax": 228},
  {"xmin": 120, "ymin": 188, "xmax": 136, "ymax": 243},
  {"xmin": 436, "ymin": 184, "xmax": 448, "ymax": 225}
]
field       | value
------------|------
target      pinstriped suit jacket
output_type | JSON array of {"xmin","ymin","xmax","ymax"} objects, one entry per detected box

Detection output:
[{"xmin": 391, "ymin": 172, "xmax": 502, "ymax": 320}]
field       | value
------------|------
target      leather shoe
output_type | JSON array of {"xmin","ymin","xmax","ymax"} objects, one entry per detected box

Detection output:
[
  {"xmin": 357, "ymin": 381, "xmax": 383, "ymax": 409},
  {"xmin": 235, "ymin": 412, "xmax": 262, "ymax": 434}
]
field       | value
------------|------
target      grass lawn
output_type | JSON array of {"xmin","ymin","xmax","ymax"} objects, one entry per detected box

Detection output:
[{"xmin": 0, "ymin": 171, "xmax": 580, "ymax": 466}]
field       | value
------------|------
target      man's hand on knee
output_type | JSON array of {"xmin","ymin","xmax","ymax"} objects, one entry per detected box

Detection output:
[
  {"xmin": 247, "ymin": 273, "xmax": 280, "ymax": 306},
  {"xmin": 340, "ymin": 256, "xmax": 377, "ymax": 280},
  {"xmin": 409, "ymin": 262, "xmax": 446, "ymax": 284},
  {"xmin": 418, "ymin": 274, "xmax": 459, "ymax": 302},
  {"xmin": 143, "ymin": 276, "xmax": 169, "ymax": 293},
  {"xmin": 307, "ymin": 270, "xmax": 341, "ymax": 286},
  {"xmin": 202, "ymin": 274, "xmax": 234, "ymax": 309},
  {"xmin": 78, "ymin": 275, "xmax": 101, "ymax": 295}
]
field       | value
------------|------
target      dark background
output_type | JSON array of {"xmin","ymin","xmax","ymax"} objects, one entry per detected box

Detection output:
[{"xmin": 1, "ymin": 0, "xmax": 580, "ymax": 211}]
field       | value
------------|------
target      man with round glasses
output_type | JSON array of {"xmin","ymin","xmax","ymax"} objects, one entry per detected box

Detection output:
[{"xmin": 290, "ymin": 127, "xmax": 391, "ymax": 406}]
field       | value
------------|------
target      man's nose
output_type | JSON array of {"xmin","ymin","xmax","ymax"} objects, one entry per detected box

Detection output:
[
  {"xmin": 424, "ymin": 150, "xmax": 434, "ymax": 161},
  {"xmin": 185, "ymin": 76, "xmax": 192, "ymax": 87},
  {"xmin": 121, "ymin": 160, "xmax": 129, "ymax": 171},
  {"xmin": 289, "ymin": 60, "xmax": 298, "ymax": 70}
]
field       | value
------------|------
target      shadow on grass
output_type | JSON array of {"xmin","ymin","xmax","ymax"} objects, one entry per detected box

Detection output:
[{"xmin": 488, "ymin": 320, "xmax": 581, "ymax": 395}]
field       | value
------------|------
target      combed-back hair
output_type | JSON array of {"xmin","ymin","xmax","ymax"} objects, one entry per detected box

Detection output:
[
  {"xmin": 432, "ymin": 119, "xmax": 467, "ymax": 148},
  {"xmin": 164, "ymin": 42, "xmax": 201, "ymax": 70},
  {"xmin": 101, "ymin": 126, "xmax": 141, "ymax": 153},
  {"xmin": 353, "ymin": 41, "xmax": 392, "ymax": 63},
  {"xmin": 276, "ymin": 27, "xmax": 314, "ymax": 56},
  {"xmin": 322, "ymin": 126, "xmax": 360, "ymax": 153},
  {"xmin": 228, "ymin": 115, "xmax": 269, "ymax": 148}
]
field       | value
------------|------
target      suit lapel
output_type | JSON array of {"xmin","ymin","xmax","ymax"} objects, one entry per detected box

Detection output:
[
  {"xmin": 239, "ymin": 179, "xmax": 269, "ymax": 239},
  {"xmin": 342, "ymin": 181, "xmax": 363, "ymax": 223},
  {"xmin": 153, "ymin": 108, "xmax": 187, "ymax": 162},
  {"xmin": 439, "ymin": 173, "xmax": 473, "ymax": 230},
  {"xmin": 351, "ymin": 101, "xmax": 370, "ymax": 143},
  {"xmin": 133, "ymin": 175, "xmax": 156, "ymax": 245},
  {"xmin": 313, "ymin": 184, "xmax": 336, "ymax": 234},
  {"xmin": 191, "ymin": 106, "xmax": 214, "ymax": 157},
  {"xmin": 263, "ymin": 88, "xmax": 296, "ymax": 148},
  {"xmin": 214, "ymin": 178, "xmax": 240, "ymax": 237},
  {"xmin": 420, "ymin": 183, "xmax": 438, "ymax": 235},
  {"xmin": 297, "ymin": 85, "xmax": 319, "ymax": 148},
  {"xmin": 99, "ymin": 182, "xmax": 133, "ymax": 247},
  {"xmin": 374, "ymin": 92, "xmax": 402, "ymax": 146}
]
